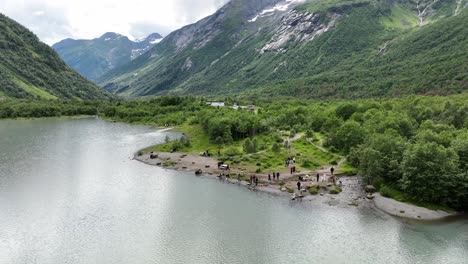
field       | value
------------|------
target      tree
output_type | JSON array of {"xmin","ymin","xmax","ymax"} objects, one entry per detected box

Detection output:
[
  {"xmin": 400, "ymin": 142, "xmax": 460, "ymax": 204},
  {"xmin": 243, "ymin": 138, "xmax": 255, "ymax": 154},
  {"xmin": 328, "ymin": 120, "xmax": 367, "ymax": 153},
  {"xmin": 353, "ymin": 130, "xmax": 407, "ymax": 184},
  {"xmin": 336, "ymin": 103, "xmax": 358, "ymax": 121},
  {"xmin": 272, "ymin": 143, "xmax": 281, "ymax": 152},
  {"xmin": 451, "ymin": 130, "xmax": 468, "ymax": 171},
  {"xmin": 252, "ymin": 138, "xmax": 258, "ymax": 153}
]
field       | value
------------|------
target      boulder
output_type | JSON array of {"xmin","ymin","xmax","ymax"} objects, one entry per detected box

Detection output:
[
  {"xmin": 366, "ymin": 194, "xmax": 374, "ymax": 200},
  {"xmin": 365, "ymin": 185, "xmax": 376, "ymax": 193},
  {"xmin": 195, "ymin": 169, "xmax": 203, "ymax": 175}
]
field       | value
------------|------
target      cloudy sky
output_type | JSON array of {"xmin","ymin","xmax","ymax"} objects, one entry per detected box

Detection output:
[{"xmin": 0, "ymin": 0, "xmax": 229, "ymax": 45}]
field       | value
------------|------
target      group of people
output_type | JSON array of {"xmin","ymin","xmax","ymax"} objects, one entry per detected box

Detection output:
[
  {"xmin": 285, "ymin": 157, "xmax": 296, "ymax": 166},
  {"xmin": 249, "ymin": 175, "xmax": 259, "ymax": 186},
  {"xmin": 290, "ymin": 166, "xmax": 297, "ymax": 174},
  {"xmin": 267, "ymin": 172, "xmax": 281, "ymax": 181}
]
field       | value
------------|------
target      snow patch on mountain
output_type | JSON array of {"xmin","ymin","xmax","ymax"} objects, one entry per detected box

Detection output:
[
  {"xmin": 150, "ymin": 38, "xmax": 163, "ymax": 44},
  {"xmin": 261, "ymin": 10, "xmax": 340, "ymax": 54},
  {"xmin": 248, "ymin": 0, "xmax": 305, "ymax": 22}
]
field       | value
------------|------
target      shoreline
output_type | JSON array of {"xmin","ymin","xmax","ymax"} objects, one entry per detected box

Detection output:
[{"xmin": 134, "ymin": 151, "xmax": 460, "ymax": 221}]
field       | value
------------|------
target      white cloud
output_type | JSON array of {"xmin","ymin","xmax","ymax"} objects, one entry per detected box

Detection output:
[{"xmin": 0, "ymin": 0, "xmax": 229, "ymax": 45}]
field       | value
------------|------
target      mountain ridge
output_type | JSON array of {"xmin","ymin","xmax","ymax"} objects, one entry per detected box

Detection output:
[
  {"xmin": 99, "ymin": 0, "xmax": 468, "ymax": 98},
  {"xmin": 52, "ymin": 32, "xmax": 163, "ymax": 81},
  {"xmin": 0, "ymin": 13, "xmax": 110, "ymax": 100}
]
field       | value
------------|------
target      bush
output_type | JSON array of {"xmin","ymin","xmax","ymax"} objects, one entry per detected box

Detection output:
[
  {"xmin": 272, "ymin": 143, "xmax": 281, "ymax": 152},
  {"xmin": 224, "ymin": 147, "xmax": 242, "ymax": 157},
  {"xmin": 309, "ymin": 185, "xmax": 319, "ymax": 195},
  {"xmin": 329, "ymin": 186, "xmax": 342, "ymax": 194}
]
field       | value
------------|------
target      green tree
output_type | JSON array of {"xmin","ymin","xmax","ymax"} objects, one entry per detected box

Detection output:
[
  {"xmin": 272, "ymin": 143, "xmax": 281, "ymax": 152},
  {"xmin": 243, "ymin": 138, "xmax": 254, "ymax": 154},
  {"xmin": 328, "ymin": 120, "xmax": 367, "ymax": 153},
  {"xmin": 451, "ymin": 130, "xmax": 468, "ymax": 171},
  {"xmin": 353, "ymin": 130, "xmax": 407, "ymax": 184},
  {"xmin": 400, "ymin": 142, "xmax": 460, "ymax": 204}
]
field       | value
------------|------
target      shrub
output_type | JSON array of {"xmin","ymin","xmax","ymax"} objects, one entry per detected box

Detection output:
[
  {"xmin": 309, "ymin": 185, "xmax": 319, "ymax": 195},
  {"xmin": 224, "ymin": 147, "xmax": 242, "ymax": 157},
  {"xmin": 301, "ymin": 159, "xmax": 312, "ymax": 168},
  {"xmin": 379, "ymin": 185, "xmax": 392, "ymax": 198}
]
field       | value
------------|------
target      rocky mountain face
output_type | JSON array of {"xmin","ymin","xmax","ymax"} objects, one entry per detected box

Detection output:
[
  {"xmin": 0, "ymin": 13, "xmax": 111, "ymax": 100},
  {"xmin": 99, "ymin": 0, "xmax": 467, "ymax": 98},
  {"xmin": 52, "ymin": 32, "xmax": 163, "ymax": 81}
]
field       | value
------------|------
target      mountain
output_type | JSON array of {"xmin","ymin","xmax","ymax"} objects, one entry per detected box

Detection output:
[
  {"xmin": 0, "ymin": 13, "xmax": 110, "ymax": 100},
  {"xmin": 99, "ymin": 0, "xmax": 468, "ymax": 98},
  {"xmin": 52, "ymin": 32, "xmax": 163, "ymax": 81}
]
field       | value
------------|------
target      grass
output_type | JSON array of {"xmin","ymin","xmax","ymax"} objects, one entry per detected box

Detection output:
[
  {"xmin": 144, "ymin": 123, "xmax": 352, "ymax": 176},
  {"xmin": 298, "ymin": 0, "xmax": 371, "ymax": 13},
  {"xmin": 13, "ymin": 77, "xmax": 58, "ymax": 100},
  {"xmin": 329, "ymin": 185, "xmax": 343, "ymax": 194},
  {"xmin": 144, "ymin": 123, "xmax": 212, "ymax": 154},
  {"xmin": 309, "ymin": 185, "xmax": 319, "ymax": 195},
  {"xmin": 290, "ymin": 138, "xmax": 336, "ymax": 169},
  {"xmin": 380, "ymin": 4, "xmax": 419, "ymax": 29},
  {"xmin": 379, "ymin": 185, "xmax": 455, "ymax": 212},
  {"xmin": 162, "ymin": 160, "xmax": 177, "ymax": 167},
  {"xmin": 336, "ymin": 161, "xmax": 357, "ymax": 175}
]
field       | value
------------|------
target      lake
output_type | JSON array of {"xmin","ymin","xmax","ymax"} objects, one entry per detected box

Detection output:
[{"xmin": 0, "ymin": 118, "xmax": 467, "ymax": 264}]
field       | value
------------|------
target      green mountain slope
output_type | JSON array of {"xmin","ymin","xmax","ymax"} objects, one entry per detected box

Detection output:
[
  {"xmin": 0, "ymin": 13, "xmax": 111, "ymax": 100},
  {"xmin": 99, "ymin": 0, "xmax": 468, "ymax": 98},
  {"xmin": 52, "ymin": 32, "xmax": 163, "ymax": 81}
]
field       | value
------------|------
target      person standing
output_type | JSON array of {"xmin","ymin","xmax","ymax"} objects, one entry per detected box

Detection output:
[
  {"xmin": 297, "ymin": 181, "xmax": 301, "ymax": 191},
  {"xmin": 331, "ymin": 167, "xmax": 335, "ymax": 175},
  {"xmin": 255, "ymin": 176, "xmax": 259, "ymax": 186},
  {"xmin": 268, "ymin": 173, "xmax": 271, "ymax": 181},
  {"xmin": 277, "ymin": 172, "xmax": 280, "ymax": 181},
  {"xmin": 316, "ymin": 173, "xmax": 319, "ymax": 182}
]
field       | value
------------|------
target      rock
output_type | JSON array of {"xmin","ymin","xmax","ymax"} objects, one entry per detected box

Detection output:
[
  {"xmin": 156, "ymin": 162, "xmax": 162, "ymax": 166},
  {"xmin": 280, "ymin": 187, "xmax": 287, "ymax": 192},
  {"xmin": 205, "ymin": 165, "xmax": 210, "ymax": 168},
  {"xmin": 366, "ymin": 194, "xmax": 374, "ymax": 200},
  {"xmin": 365, "ymin": 185, "xmax": 376, "ymax": 193},
  {"xmin": 195, "ymin": 169, "xmax": 203, "ymax": 175}
]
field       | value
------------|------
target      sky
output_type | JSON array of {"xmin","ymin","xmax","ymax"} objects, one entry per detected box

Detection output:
[{"xmin": 0, "ymin": 0, "xmax": 229, "ymax": 45}]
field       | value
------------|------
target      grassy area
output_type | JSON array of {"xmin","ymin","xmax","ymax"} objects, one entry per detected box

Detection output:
[
  {"xmin": 380, "ymin": 3, "xmax": 419, "ymax": 29},
  {"xmin": 13, "ymin": 77, "xmax": 58, "ymax": 100},
  {"xmin": 290, "ymin": 138, "xmax": 338, "ymax": 168},
  {"xmin": 143, "ymin": 123, "xmax": 347, "ymax": 174},
  {"xmin": 379, "ymin": 185, "xmax": 455, "ymax": 212},
  {"xmin": 336, "ymin": 161, "xmax": 357, "ymax": 175},
  {"xmin": 297, "ymin": 0, "xmax": 371, "ymax": 13},
  {"xmin": 144, "ymin": 123, "xmax": 213, "ymax": 154}
]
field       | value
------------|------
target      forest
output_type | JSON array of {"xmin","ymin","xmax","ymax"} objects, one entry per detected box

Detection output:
[{"xmin": 1, "ymin": 94, "xmax": 467, "ymax": 210}]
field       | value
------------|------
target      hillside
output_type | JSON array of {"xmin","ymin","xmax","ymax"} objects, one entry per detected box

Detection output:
[
  {"xmin": 53, "ymin": 32, "xmax": 163, "ymax": 81},
  {"xmin": 99, "ymin": 0, "xmax": 468, "ymax": 98},
  {"xmin": 0, "ymin": 13, "xmax": 110, "ymax": 100}
]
